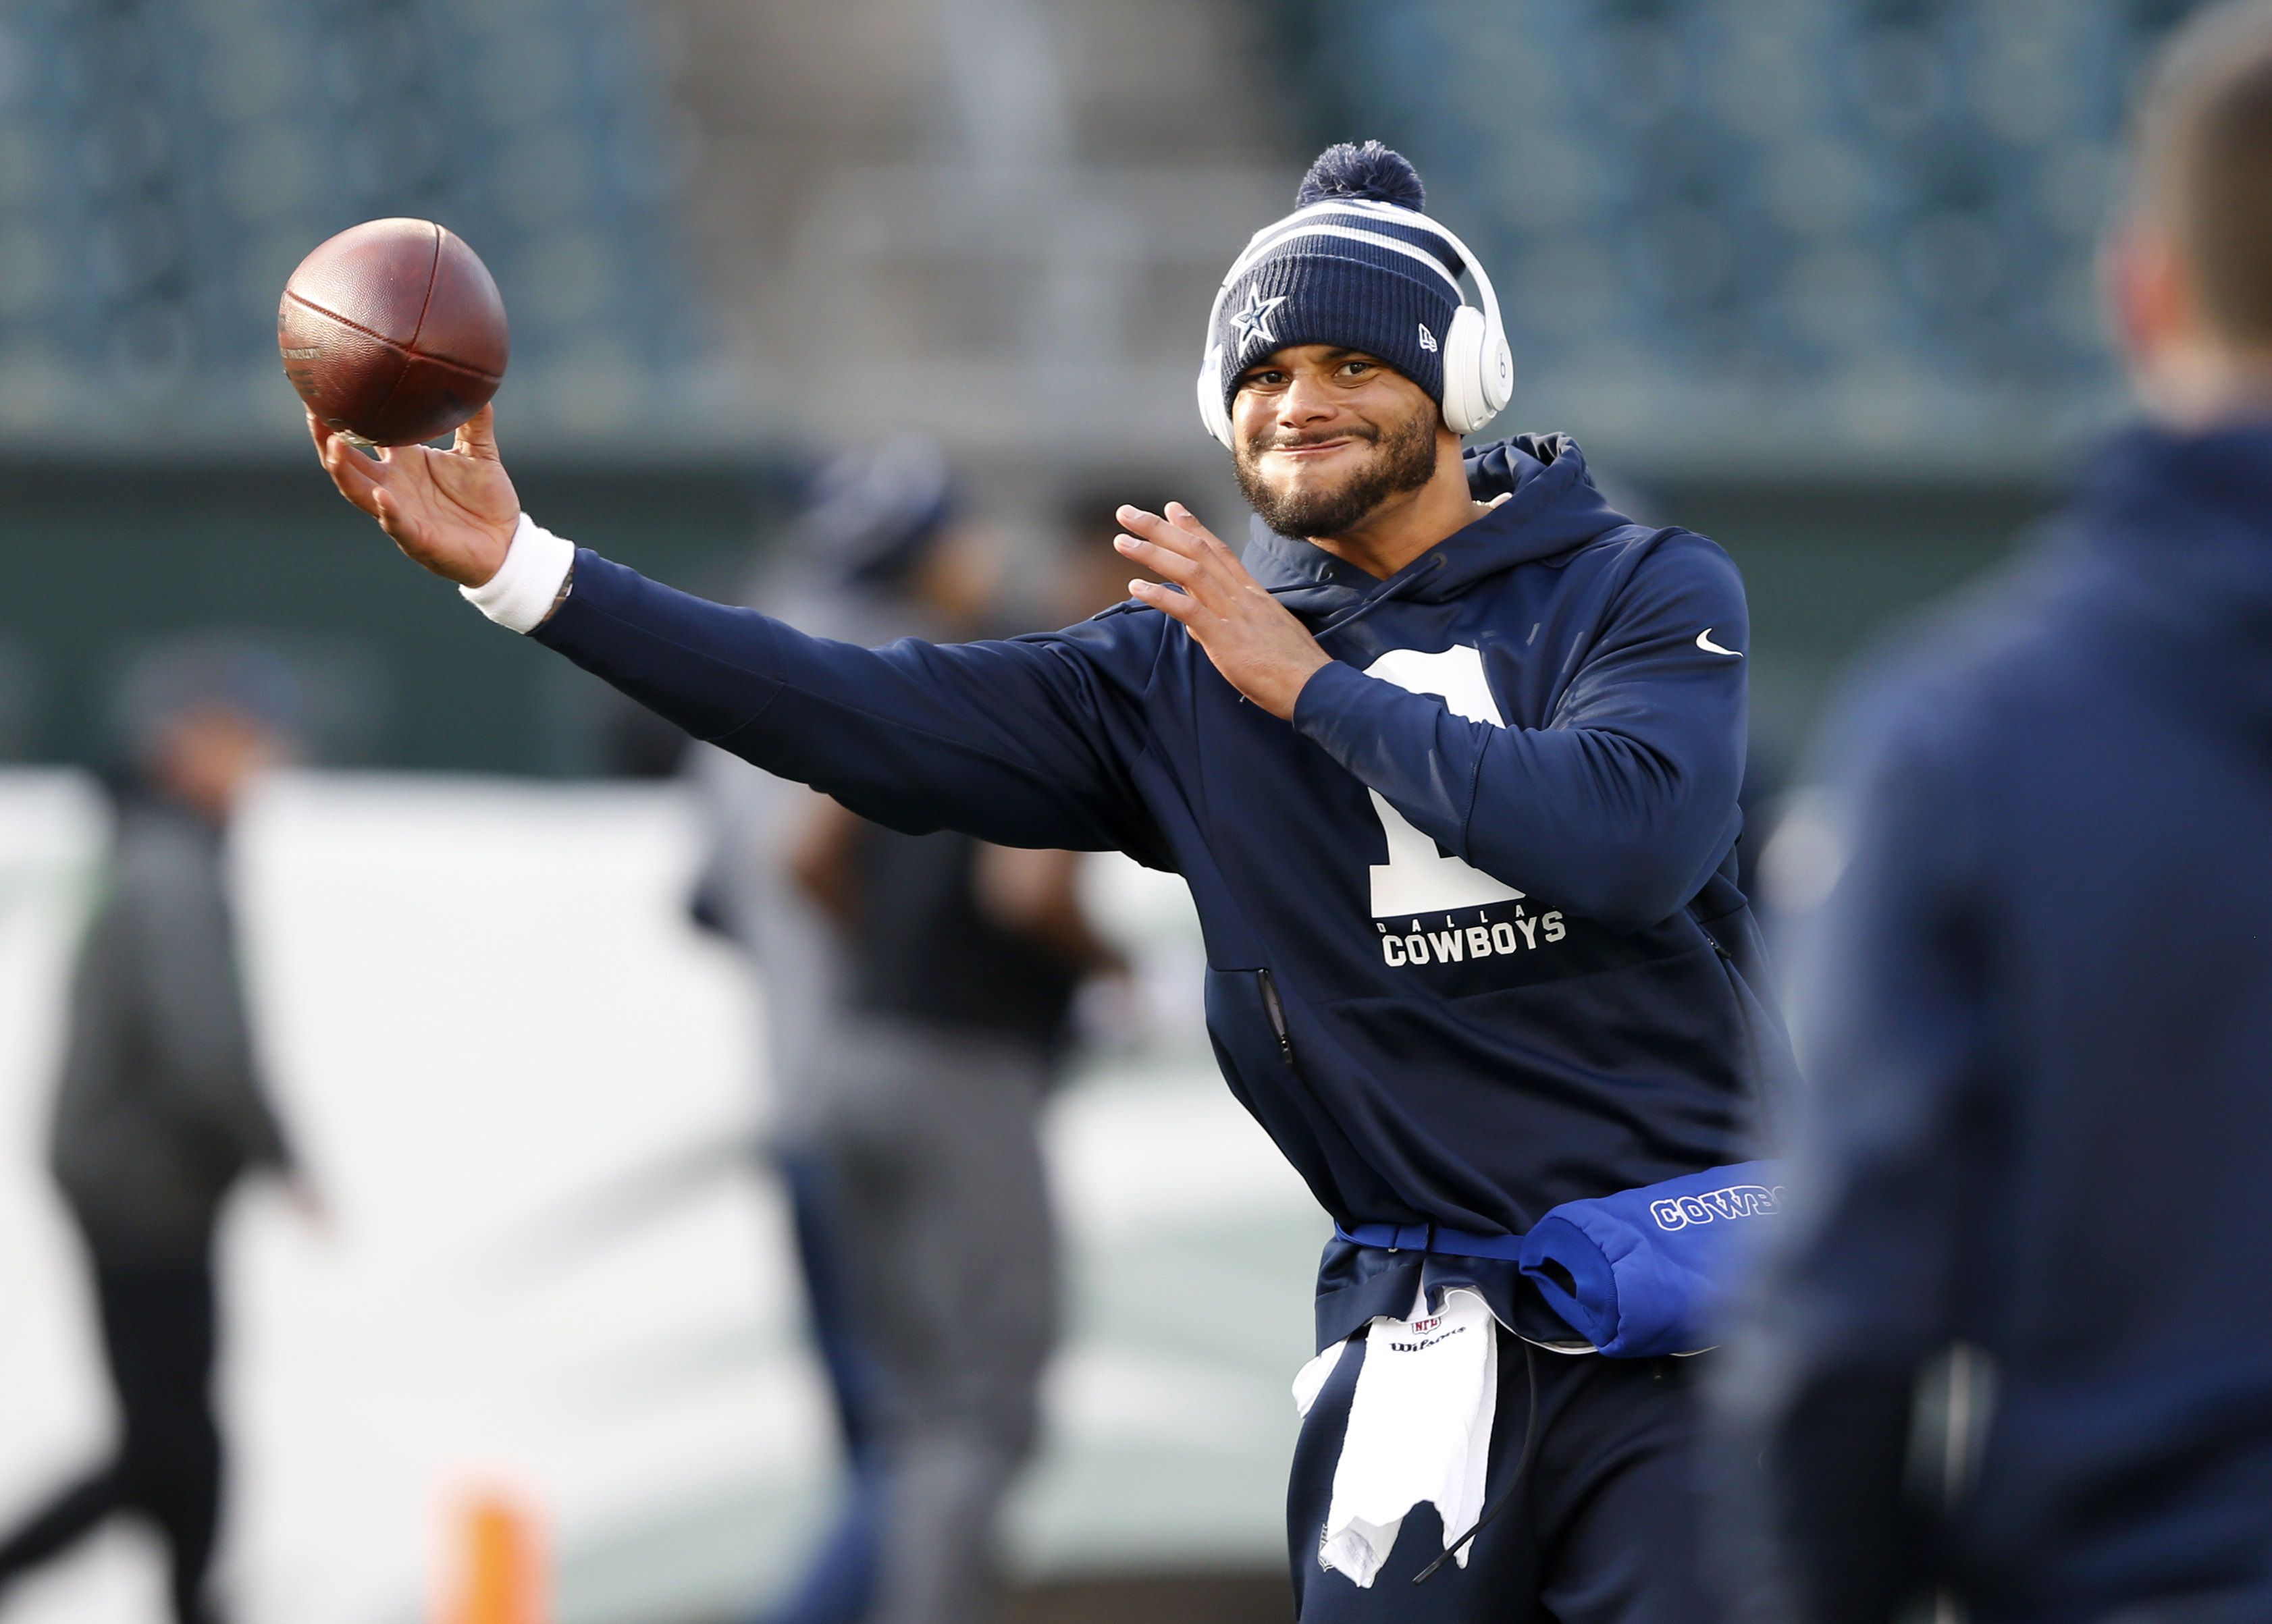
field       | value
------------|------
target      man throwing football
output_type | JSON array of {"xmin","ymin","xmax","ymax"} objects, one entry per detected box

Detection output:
[{"xmin": 313, "ymin": 142, "xmax": 1785, "ymax": 1623}]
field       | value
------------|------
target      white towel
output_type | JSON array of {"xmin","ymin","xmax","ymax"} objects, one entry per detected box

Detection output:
[{"xmin": 1289, "ymin": 1287, "xmax": 1498, "ymax": 1587}]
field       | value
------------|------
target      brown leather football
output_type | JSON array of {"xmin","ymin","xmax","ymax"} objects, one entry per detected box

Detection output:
[{"xmin": 279, "ymin": 219, "xmax": 508, "ymax": 446}]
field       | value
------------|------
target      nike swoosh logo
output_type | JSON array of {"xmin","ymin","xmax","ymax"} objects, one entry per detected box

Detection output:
[{"xmin": 1696, "ymin": 628, "xmax": 1741, "ymax": 657}]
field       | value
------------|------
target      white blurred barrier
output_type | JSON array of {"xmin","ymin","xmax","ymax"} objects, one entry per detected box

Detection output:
[{"xmin": 0, "ymin": 770, "xmax": 1319, "ymax": 1624}]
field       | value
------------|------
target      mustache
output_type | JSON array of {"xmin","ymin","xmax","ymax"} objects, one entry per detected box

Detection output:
[{"xmin": 1246, "ymin": 425, "xmax": 1381, "ymax": 454}]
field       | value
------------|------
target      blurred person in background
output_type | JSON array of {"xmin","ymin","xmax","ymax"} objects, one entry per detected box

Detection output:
[
  {"xmin": 1718, "ymin": 5, "xmax": 2272, "ymax": 1619},
  {"xmin": 691, "ymin": 450, "xmax": 1124, "ymax": 1624},
  {"xmin": 689, "ymin": 450, "xmax": 951, "ymax": 1624},
  {"xmin": 0, "ymin": 641, "xmax": 314, "ymax": 1624},
  {"xmin": 1055, "ymin": 482, "xmax": 1178, "ymax": 628}
]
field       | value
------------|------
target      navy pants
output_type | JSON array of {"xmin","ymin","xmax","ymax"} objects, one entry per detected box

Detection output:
[{"xmin": 1288, "ymin": 1326, "xmax": 1722, "ymax": 1623}]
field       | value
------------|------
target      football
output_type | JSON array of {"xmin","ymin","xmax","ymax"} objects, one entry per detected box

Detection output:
[{"xmin": 278, "ymin": 219, "xmax": 508, "ymax": 447}]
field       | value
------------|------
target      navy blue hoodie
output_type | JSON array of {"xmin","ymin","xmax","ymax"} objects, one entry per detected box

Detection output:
[
  {"xmin": 533, "ymin": 435, "xmax": 1787, "ymax": 1343},
  {"xmin": 1721, "ymin": 425, "xmax": 2272, "ymax": 1619}
]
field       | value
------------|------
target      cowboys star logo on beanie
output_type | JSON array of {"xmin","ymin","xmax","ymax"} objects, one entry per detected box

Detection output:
[{"xmin": 1209, "ymin": 141, "xmax": 1467, "ymax": 415}]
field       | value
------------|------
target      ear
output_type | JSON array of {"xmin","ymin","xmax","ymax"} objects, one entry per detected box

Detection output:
[{"xmin": 2107, "ymin": 214, "xmax": 2189, "ymax": 379}]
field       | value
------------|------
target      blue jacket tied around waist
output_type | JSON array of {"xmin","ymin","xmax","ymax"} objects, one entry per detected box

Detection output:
[
  {"xmin": 527, "ymin": 436, "xmax": 1792, "ymax": 1342},
  {"xmin": 1520, "ymin": 1160, "xmax": 1785, "ymax": 1356}
]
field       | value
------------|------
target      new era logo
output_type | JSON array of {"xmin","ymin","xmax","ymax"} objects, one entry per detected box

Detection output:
[{"xmin": 1417, "ymin": 323, "xmax": 1439, "ymax": 353}]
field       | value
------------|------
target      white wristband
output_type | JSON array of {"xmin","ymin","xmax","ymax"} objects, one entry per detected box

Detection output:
[{"xmin": 460, "ymin": 512, "xmax": 575, "ymax": 633}]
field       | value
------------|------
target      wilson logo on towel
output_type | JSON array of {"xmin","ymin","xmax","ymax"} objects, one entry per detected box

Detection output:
[
  {"xmin": 1649, "ymin": 1183, "xmax": 1785, "ymax": 1230},
  {"xmin": 1385, "ymin": 1323, "xmax": 1471, "ymax": 1355}
]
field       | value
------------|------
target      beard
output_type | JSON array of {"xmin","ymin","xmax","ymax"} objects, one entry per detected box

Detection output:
[{"xmin": 1232, "ymin": 402, "xmax": 1439, "ymax": 539}]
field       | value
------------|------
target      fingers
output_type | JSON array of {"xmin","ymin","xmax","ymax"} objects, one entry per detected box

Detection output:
[
  {"xmin": 315, "ymin": 418, "xmax": 388, "ymax": 518},
  {"xmin": 363, "ymin": 479, "xmax": 431, "ymax": 553},
  {"xmin": 307, "ymin": 406, "xmax": 350, "ymax": 468},
  {"xmin": 1116, "ymin": 502, "xmax": 1224, "ymax": 560},
  {"xmin": 1113, "ymin": 531, "xmax": 1203, "ymax": 588},
  {"xmin": 1117, "ymin": 501, "xmax": 1252, "ymax": 607},
  {"xmin": 1127, "ymin": 578, "xmax": 1200, "ymax": 623},
  {"xmin": 1164, "ymin": 500, "xmax": 1220, "ymax": 542},
  {"xmin": 454, "ymin": 403, "xmax": 500, "ymax": 463}
]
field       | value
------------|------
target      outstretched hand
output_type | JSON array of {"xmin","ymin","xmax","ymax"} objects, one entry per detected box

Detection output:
[
  {"xmin": 309, "ymin": 404, "xmax": 521, "ymax": 587},
  {"xmin": 1115, "ymin": 503, "xmax": 1331, "ymax": 720}
]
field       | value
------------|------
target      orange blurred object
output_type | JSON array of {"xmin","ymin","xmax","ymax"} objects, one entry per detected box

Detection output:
[{"xmin": 438, "ymin": 1490, "xmax": 547, "ymax": 1624}]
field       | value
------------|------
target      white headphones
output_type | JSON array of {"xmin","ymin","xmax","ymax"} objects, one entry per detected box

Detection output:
[{"xmin": 1194, "ymin": 195, "xmax": 1514, "ymax": 448}]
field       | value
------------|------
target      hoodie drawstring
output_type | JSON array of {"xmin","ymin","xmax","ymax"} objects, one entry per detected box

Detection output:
[{"xmin": 1413, "ymin": 1332, "xmax": 1538, "ymax": 1584}]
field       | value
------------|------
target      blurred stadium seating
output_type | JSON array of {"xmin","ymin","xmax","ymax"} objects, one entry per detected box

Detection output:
[
  {"xmin": 1296, "ymin": 0, "xmax": 2207, "ymax": 474},
  {"xmin": 0, "ymin": 0, "xmax": 2222, "ymax": 471},
  {"xmin": 0, "ymin": 0, "xmax": 699, "ymax": 450},
  {"xmin": 654, "ymin": 0, "xmax": 1292, "ymax": 462}
]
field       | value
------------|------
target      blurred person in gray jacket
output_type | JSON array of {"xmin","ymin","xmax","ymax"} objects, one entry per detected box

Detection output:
[
  {"xmin": 686, "ymin": 451, "xmax": 952, "ymax": 1624},
  {"xmin": 693, "ymin": 451, "xmax": 1126, "ymax": 1624},
  {"xmin": 0, "ymin": 641, "xmax": 312, "ymax": 1624}
]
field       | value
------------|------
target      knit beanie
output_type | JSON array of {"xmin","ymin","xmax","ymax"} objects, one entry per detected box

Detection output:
[{"xmin": 1209, "ymin": 142, "xmax": 1468, "ymax": 414}]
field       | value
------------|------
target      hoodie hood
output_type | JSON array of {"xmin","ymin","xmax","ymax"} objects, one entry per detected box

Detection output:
[
  {"xmin": 2071, "ymin": 421, "xmax": 2272, "ymax": 729},
  {"xmin": 1242, "ymin": 433, "xmax": 1636, "ymax": 624}
]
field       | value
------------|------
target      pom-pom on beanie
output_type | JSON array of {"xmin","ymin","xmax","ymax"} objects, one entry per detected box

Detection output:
[{"xmin": 1209, "ymin": 141, "xmax": 1468, "ymax": 416}]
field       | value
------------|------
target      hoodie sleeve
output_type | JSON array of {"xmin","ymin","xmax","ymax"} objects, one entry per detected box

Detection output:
[
  {"xmin": 1712, "ymin": 667, "xmax": 1997, "ymax": 1623},
  {"xmin": 534, "ymin": 552, "xmax": 1167, "ymax": 862},
  {"xmin": 1290, "ymin": 529, "xmax": 1747, "ymax": 931}
]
